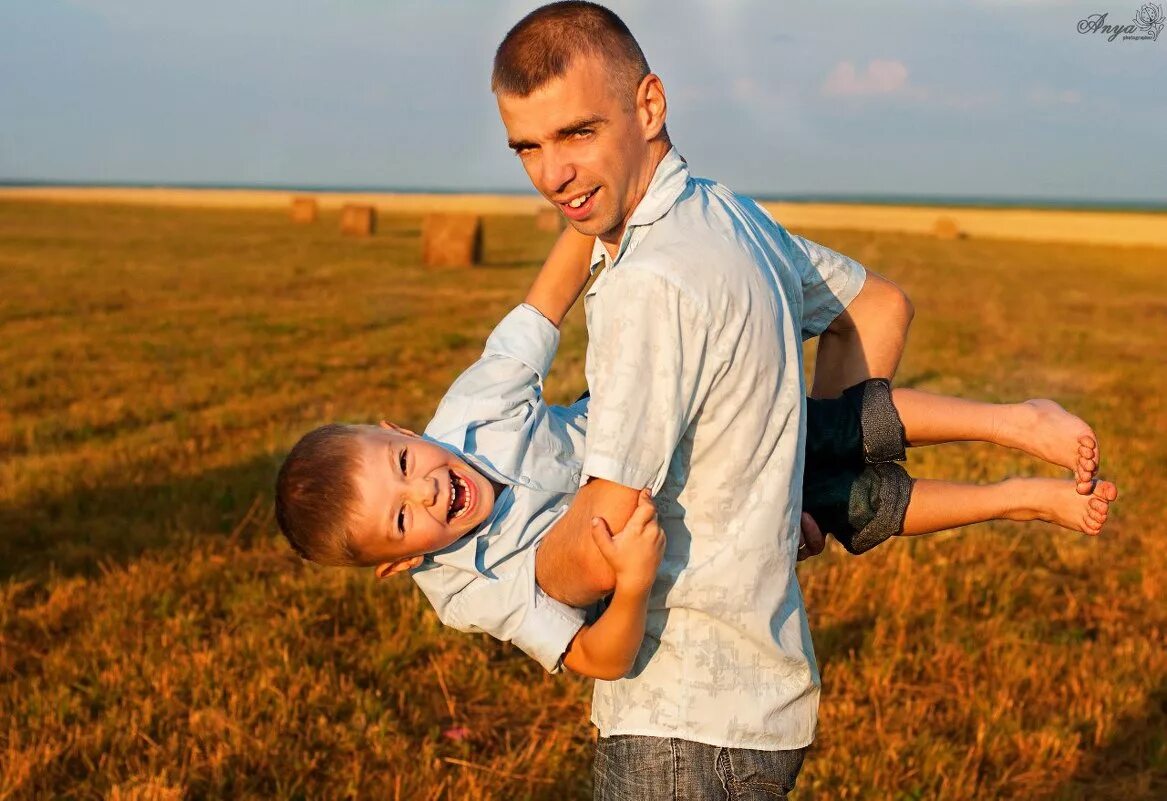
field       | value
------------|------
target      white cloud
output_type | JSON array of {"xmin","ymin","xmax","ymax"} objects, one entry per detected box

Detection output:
[{"xmin": 822, "ymin": 59, "xmax": 911, "ymax": 96}]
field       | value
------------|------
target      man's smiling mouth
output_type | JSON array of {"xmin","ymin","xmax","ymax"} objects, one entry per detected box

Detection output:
[{"xmin": 562, "ymin": 188, "xmax": 598, "ymax": 209}]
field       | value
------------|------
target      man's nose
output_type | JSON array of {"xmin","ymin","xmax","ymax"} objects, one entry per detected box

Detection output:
[{"xmin": 540, "ymin": 146, "xmax": 576, "ymax": 196}]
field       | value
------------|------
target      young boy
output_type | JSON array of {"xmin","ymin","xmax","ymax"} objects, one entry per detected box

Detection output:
[{"xmin": 275, "ymin": 229, "xmax": 1117, "ymax": 680}]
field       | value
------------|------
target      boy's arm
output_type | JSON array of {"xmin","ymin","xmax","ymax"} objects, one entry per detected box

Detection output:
[
  {"xmin": 524, "ymin": 225, "xmax": 596, "ymax": 327},
  {"xmin": 561, "ymin": 491, "xmax": 663, "ymax": 680}
]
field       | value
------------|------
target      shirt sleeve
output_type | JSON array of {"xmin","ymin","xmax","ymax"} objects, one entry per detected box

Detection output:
[
  {"xmin": 788, "ymin": 234, "xmax": 868, "ymax": 340},
  {"xmin": 425, "ymin": 303, "xmax": 558, "ymax": 440},
  {"xmin": 418, "ymin": 548, "xmax": 586, "ymax": 674},
  {"xmin": 581, "ymin": 268, "xmax": 720, "ymax": 494}
]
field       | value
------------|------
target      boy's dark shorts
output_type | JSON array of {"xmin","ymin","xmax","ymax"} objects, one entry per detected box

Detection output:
[{"xmin": 803, "ymin": 378, "xmax": 914, "ymax": 555}]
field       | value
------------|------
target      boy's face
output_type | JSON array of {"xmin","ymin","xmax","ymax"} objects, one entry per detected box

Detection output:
[{"xmin": 347, "ymin": 423, "xmax": 495, "ymax": 575}]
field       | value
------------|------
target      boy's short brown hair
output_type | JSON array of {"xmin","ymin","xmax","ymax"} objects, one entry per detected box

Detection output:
[{"xmin": 274, "ymin": 424, "xmax": 363, "ymax": 566}]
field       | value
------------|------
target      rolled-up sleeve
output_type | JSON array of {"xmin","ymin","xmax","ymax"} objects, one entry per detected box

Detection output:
[
  {"xmin": 426, "ymin": 303, "xmax": 559, "ymax": 441},
  {"xmin": 429, "ymin": 547, "xmax": 586, "ymax": 674},
  {"xmin": 789, "ymin": 234, "xmax": 867, "ymax": 340},
  {"xmin": 481, "ymin": 303, "xmax": 560, "ymax": 383},
  {"xmin": 581, "ymin": 268, "xmax": 718, "ymax": 494}
]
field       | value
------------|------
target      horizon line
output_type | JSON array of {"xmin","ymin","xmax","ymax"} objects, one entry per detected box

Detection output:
[{"xmin": 2, "ymin": 178, "xmax": 1164, "ymax": 213}]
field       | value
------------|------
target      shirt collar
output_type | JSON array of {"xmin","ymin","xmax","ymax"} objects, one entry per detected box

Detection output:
[
  {"xmin": 586, "ymin": 146, "xmax": 689, "ymax": 275},
  {"xmin": 627, "ymin": 146, "xmax": 689, "ymax": 227}
]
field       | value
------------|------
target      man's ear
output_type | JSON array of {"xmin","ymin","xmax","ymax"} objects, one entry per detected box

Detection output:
[
  {"xmin": 375, "ymin": 555, "xmax": 424, "ymax": 579},
  {"xmin": 636, "ymin": 72, "xmax": 667, "ymax": 140},
  {"xmin": 378, "ymin": 420, "xmax": 419, "ymax": 437}
]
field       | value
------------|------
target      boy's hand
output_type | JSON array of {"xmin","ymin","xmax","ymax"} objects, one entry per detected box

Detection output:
[{"xmin": 590, "ymin": 489, "xmax": 664, "ymax": 594}]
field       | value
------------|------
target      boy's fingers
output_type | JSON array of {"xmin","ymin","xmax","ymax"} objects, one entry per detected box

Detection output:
[
  {"xmin": 590, "ymin": 517, "xmax": 617, "ymax": 561},
  {"xmin": 627, "ymin": 500, "xmax": 657, "ymax": 531}
]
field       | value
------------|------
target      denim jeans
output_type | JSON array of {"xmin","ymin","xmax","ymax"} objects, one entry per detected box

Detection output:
[{"xmin": 593, "ymin": 735, "xmax": 808, "ymax": 800}]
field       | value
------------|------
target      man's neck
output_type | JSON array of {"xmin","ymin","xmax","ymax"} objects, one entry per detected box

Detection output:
[{"xmin": 600, "ymin": 138, "xmax": 672, "ymax": 260}]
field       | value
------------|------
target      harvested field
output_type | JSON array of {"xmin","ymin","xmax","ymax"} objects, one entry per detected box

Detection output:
[{"xmin": 0, "ymin": 200, "xmax": 1163, "ymax": 800}]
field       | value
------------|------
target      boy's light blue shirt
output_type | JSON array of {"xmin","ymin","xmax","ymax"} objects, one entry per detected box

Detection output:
[{"xmin": 413, "ymin": 303, "xmax": 589, "ymax": 674}]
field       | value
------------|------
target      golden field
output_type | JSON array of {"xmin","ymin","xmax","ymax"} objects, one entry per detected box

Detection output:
[
  {"xmin": 3, "ymin": 186, "xmax": 1164, "ymax": 248},
  {"xmin": 1, "ymin": 200, "xmax": 1164, "ymax": 800}
]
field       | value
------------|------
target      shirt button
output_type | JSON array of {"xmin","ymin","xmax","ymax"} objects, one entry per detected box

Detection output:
[
  {"xmin": 519, "ymin": 475, "xmax": 531, "ymax": 486},
  {"xmin": 572, "ymin": 472, "xmax": 582, "ymax": 483}
]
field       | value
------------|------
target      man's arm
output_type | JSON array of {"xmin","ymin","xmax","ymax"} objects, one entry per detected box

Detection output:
[
  {"xmin": 536, "ymin": 478, "xmax": 639, "ymax": 606},
  {"xmin": 810, "ymin": 270, "xmax": 914, "ymax": 399},
  {"xmin": 536, "ymin": 269, "xmax": 714, "ymax": 608},
  {"xmin": 524, "ymin": 225, "xmax": 595, "ymax": 327}
]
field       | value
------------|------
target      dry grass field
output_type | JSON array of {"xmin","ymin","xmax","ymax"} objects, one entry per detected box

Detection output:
[{"xmin": 1, "ymin": 200, "xmax": 1164, "ymax": 800}]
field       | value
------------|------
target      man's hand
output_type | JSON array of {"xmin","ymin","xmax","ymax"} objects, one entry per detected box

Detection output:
[
  {"xmin": 590, "ymin": 489, "xmax": 665, "ymax": 593},
  {"xmin": 797, "ymin": 512, "xmax": 825, "ymax": 562}
]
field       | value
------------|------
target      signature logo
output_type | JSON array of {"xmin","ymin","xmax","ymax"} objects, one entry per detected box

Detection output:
[{"xmin": 1078, "ymin": 3, "xmax": 1164, "ymax": 41}]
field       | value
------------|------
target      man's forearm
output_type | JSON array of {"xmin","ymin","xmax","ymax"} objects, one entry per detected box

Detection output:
[
  {"xmin": 535, "ymin": 478, "xmax": 639, "ymax": 607},
  {"xmin": 524, "ymin": 226, "xmax": 595, "ymax": 327},
  {"xmin": 811, "ymin": 271, "xmax": 913, "ymax": 398}
]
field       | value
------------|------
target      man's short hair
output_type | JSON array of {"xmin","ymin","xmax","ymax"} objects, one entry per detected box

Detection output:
[
  {"xmin": 274, "ymin": 424, "xmax": 363, "ymax": 566},
  {"xmin": 492, "ymin": 1, "xmax": 650, "ymax": 106}
]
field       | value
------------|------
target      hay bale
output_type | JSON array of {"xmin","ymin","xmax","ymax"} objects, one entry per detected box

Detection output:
[
  {"xmin": 423, "ymin": 214, "xmax": 482, "ymax": 267},
  {"xmin": 290, "ymin": 196, "xmax": 318, "ymax": 224},
  {"xmin": 340, "ymin": 204, "xmax": 376, "ymax": 237},
  {"xmin": 535, "ymin": 207, "xmax": 565, "ymax": 233},
  {"xmin": 933, "ymin": 216, "xmax": 964, "ymax": 239}
]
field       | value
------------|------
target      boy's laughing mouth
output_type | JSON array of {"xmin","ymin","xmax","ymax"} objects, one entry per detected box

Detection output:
[{"xmin": 446, "ymin": 467, "xmax": 476, "ymax": 523}]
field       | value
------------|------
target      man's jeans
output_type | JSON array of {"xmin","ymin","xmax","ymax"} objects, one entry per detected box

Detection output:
[{"xmin": 593, "ymin": 735, "xmax": 808, "ymax": 800}]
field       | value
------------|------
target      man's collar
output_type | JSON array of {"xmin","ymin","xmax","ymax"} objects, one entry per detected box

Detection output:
[
  {"xmin": 587, "ymin": 146, "xmax": 688, "ymax": 275},
  {"xmin": 627, "ymin": 146, "xmax": 689, "ymax": 228}
]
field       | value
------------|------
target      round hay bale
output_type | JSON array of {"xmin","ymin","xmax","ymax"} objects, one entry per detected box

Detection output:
[
  {"xmin": 340, "ymin": 204, "xmax": 376, "ymax": 237},
  {"xmin": 933, "ymin": 216, "xmax": 963, "ymax": 239},
  {"xmin": 290, "ymin": 196, "xmax": 318, "ymax": 224},
  {"xmin": 535, "ymin": 207, "xmax": 566, "ymax": 233},
  {"xmin": 423, "ymin": 214, "xmax": 483, "ymax": 267}
]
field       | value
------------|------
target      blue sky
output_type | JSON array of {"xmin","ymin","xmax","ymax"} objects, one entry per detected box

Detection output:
[{"xmin": 1, "ymin": 0, "xmax": 1164, "ymax": 200}]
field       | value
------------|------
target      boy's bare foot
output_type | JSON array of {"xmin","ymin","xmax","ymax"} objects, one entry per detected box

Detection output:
[
  {"xmin": 1005, "ymin": 477, "xmax": 1118, "ymax": 536},
  {"xmin": 998, "ymin": 400, "xmax": 1099, "ymax": 493}
]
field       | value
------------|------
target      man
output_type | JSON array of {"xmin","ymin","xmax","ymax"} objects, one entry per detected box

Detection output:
[{"xmin": 491, "ymin": 3, "xmax": 913, "ymax": 797}]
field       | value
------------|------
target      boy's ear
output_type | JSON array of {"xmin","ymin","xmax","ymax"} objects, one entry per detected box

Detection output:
[
  {"xmin": 378, "ymin": 420, "xmax": 419, "ymax": 437},
  {"xmin": 375, "ymin": 555, "xmax": 424, "ymax": 579}
]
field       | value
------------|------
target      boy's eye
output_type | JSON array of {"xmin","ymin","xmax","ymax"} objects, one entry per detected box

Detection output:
[
  {"xmin": 399, "ymin": 447, "xmax": 408, "ymax": 475},
  {"xmin": 397, "ymin": 507, "xmax": 406, "ymax": 534}
]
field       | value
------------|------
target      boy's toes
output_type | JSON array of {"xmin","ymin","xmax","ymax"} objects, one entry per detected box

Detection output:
[{"xmin": 1094, "ymin": 480, "xmax": 1118, "ymax": 502}]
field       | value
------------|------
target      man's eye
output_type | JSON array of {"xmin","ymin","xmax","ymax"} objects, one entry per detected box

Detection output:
[{"xmin": 573, "ymin": 129, "xmax": 593, "ymax": 139}]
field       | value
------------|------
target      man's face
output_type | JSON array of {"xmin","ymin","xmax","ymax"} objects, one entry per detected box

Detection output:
[
  {"xmin": 497, "ymin": 55, "xmax": 664, "ymax": 246},
  {"xmin": 347, "ymin": 424, "xmax": 495, "ymax": 568}
]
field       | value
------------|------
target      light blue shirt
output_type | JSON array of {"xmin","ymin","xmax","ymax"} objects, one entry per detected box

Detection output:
[
  {"xmin": 414, "ymin": 303, "xmax": 589, "ymax": 674},
  {"xmin": 581, "ymin": 148, "xmax": 867, "ymax": 750}
]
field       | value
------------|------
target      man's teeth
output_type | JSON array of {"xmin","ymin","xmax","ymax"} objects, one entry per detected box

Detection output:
[{"xmin": 567, "ymin": 189, "xmax": 595, "ymax": 209}]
